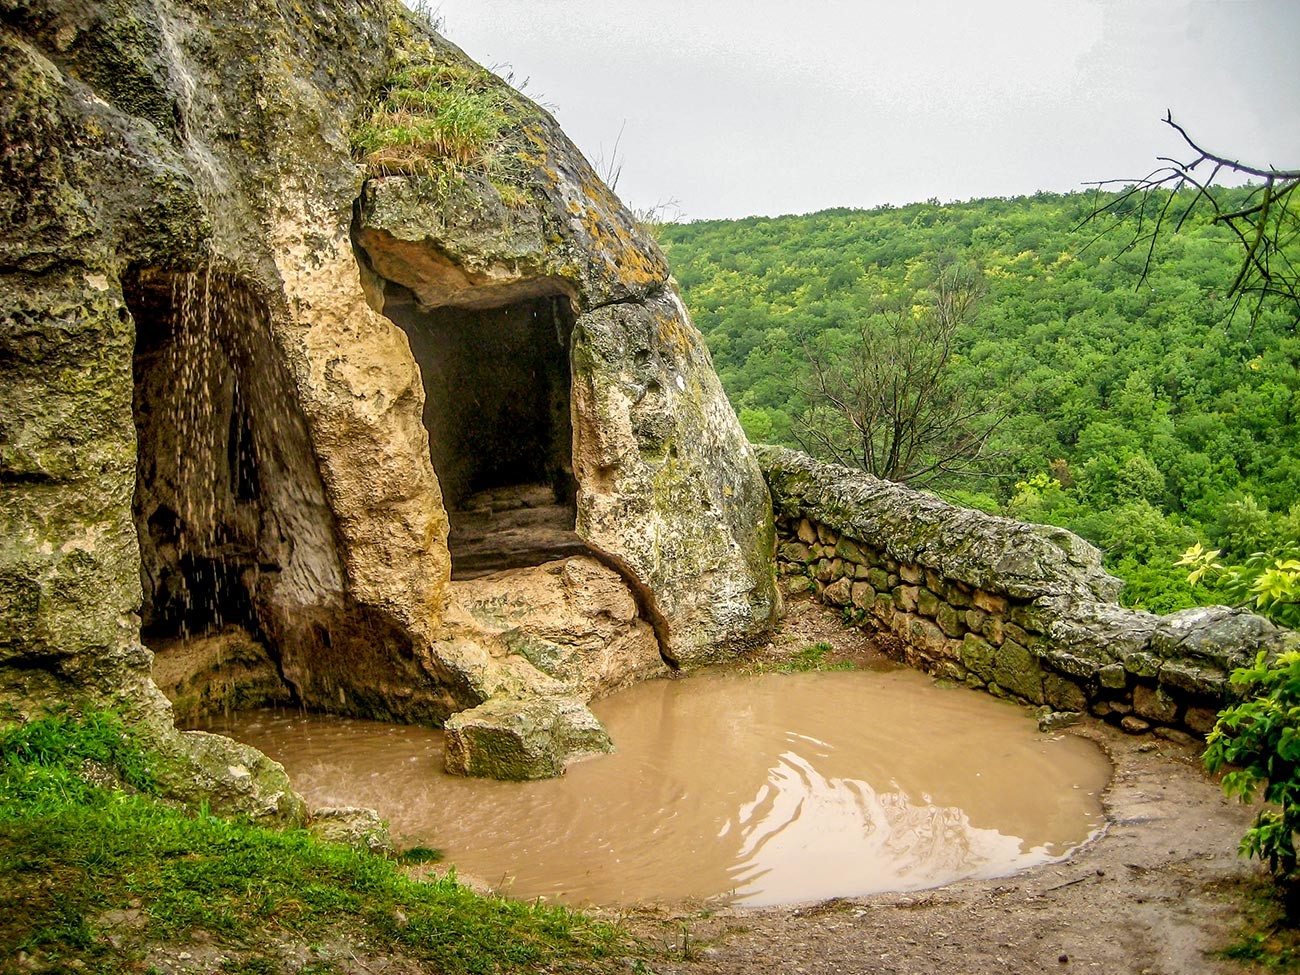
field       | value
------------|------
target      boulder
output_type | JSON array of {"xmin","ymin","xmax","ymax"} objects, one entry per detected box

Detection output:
[{"xmin": 443, "ymin": 695, "xmax": 612, "ymax": 780}]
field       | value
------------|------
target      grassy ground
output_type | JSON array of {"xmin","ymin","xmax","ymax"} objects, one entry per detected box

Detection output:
[
  {"xmin": 1214, "ymin": 876, "xmax": 1300, "ymax": 972},
  {"xmin": 0, "ymin": 712, "xmax": 630, "ymax": 974}
]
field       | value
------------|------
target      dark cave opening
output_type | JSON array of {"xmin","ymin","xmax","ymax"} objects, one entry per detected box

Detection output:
[
  {"xmin": 125, "ymin": 267, "xmax": 304, "ymax": 718},
  {"xmin": 127, "ymin": 268, "xmax": 266, "ymax": 642},
  {"xmin": 378, "ymin": 285, "xmax": 586, "ymax": 579}
]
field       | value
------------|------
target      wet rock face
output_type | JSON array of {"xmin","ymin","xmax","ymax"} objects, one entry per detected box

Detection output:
[
  {"xmin": 355, "ymin": 66, "xmax": 780, "ymax": 663},
  {"xmin": 448, "ymin": 557, "xmax": 668, "ymax": 700},
  {"xmin": 2, "ymin": 0, "xmax": 776, "ymax": 786}
]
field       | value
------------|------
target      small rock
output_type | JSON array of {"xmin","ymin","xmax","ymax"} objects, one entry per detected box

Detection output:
[
  {"xmin": 1120, "ymin": 715, "xmax": 1151, "ymax": 734},
  {"xmin": 1058, "ymin": 953, "xmax": 1069, "ymax": 964},
  {"xmin": 1038, "ymin": 710, "xmax": 1081, "ymax": 732},
  {"xmin": 309, "ymin": 806, "xmax": 394, "ymax": 853}
]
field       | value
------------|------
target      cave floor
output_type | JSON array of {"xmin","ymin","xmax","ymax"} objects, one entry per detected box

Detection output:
[{"xmin": 448, "ymin": 483, "xmax": 587, "ymax": 580}]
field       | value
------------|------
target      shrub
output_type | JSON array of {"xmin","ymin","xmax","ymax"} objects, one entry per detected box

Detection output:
[
  {"xmin": 1178, "ymin": 541, "xmax": 1300, "ymax": 629},
  {"xmin": 1205, "ymin": 651, "xmax": 1300, "ymax": 907}
]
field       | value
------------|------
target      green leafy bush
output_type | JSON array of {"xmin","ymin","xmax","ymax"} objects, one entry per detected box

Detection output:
[
  {"xmin": 1179, "ymin": 542, "xmax": 1300, "ymax": 629},
  {"xmin": 1205, "ymin": 651, "xmax": 1300, "ymax": 903}
]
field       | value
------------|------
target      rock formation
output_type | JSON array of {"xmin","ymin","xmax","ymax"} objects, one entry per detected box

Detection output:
[{"xmin": 1, "ymin": 0, "xmax": 778, "ymax": 790}]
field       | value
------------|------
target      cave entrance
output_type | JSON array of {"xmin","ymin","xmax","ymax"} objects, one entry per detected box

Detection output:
[
  {"xmin": 126, "ymin": 267, "xmax": 300, "ymax": 717},
  {"xmin": 379, "ymin": 285, "xmax": 585, "ymax": 580}
]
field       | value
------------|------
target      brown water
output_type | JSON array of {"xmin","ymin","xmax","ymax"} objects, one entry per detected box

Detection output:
[{"xmin": 200, "ymin": 669, "xmax": 1110, "ymax": 907}]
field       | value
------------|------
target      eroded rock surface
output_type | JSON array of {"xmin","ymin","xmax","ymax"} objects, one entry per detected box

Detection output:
[
  {"xmin": 353, "ymin": 46, "xmax": 780, "ymax": 666},
  {"xmin": 2, "ymin": 0, "xmax": 776, "ymax": 788},
  {"xmin": 449, "ymin": 557, "xmax": 667, "ymax": 699}
]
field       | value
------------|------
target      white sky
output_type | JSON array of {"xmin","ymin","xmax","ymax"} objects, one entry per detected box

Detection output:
[{"xmin": 427, "ymin": 0, "xmax": 1300, "ymax": 220}]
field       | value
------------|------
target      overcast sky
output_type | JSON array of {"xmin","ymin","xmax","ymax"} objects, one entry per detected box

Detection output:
[{"xmin": 427, "ymin": 0, "xmax": 1300, "ymax": 221}]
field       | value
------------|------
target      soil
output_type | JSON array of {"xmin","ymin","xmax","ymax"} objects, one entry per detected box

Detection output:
[{"xmin": 617, "ymin": 595, "xmax": 1265, "ymax": 975}]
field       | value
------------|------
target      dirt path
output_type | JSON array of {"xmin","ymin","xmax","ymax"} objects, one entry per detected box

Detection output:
[{"xmin": 619, "ymin": 598, "xmax": 1264, "ymax": 975}]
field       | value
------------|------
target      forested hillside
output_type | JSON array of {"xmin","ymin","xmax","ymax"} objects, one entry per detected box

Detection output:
[{"xmin": 658, "ymin": 192, "xmax": 1300, "ymax": 613}]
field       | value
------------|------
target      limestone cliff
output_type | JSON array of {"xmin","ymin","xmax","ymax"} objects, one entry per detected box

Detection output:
[{"xmin": 0, "ymin": 0, "xmax": 777, "ymax": 788}]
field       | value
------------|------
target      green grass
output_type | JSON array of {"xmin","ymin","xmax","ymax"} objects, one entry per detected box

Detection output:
[
  {"xmin": 779, "ymin": 641, "xmax": 856, "ymax": 673},
  {"xmin": 0, "ymin": 711, "xmax": 629, "ymax": 974},
  {"xmin": 742, "ymin": 640, "xmax": 858, "ymax": 675},
  {"xmin": 351, "ymin": 13, "xmax": 525, "ymax": 186},
  {"xmin": 1214, "ymin": 877, "xmax": 1300, "ymax": 971}
]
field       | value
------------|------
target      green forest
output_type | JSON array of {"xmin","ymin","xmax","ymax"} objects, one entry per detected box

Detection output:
[{"xmin": 657, "ymin": 190, "xmax": 1300, "ymax": 617}]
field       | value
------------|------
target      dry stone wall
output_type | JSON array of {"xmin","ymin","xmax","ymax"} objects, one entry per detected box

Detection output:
[{"xmin": 758, "ymin": 446, "xmax": 1295, "ymax": 738}]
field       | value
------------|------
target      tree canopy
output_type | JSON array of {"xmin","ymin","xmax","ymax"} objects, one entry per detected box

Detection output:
[{"xmin": 659, "ymin": 187, "xmax": 1300, "ymax": 614}]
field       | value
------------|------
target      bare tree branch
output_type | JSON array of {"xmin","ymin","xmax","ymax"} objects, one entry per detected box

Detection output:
[
  {"xmin": 793, "ymin": 266, "xmax": 1007, "ymax": 486},
  {"xmin": 1080, "ymin": 112, "xmax": 1300, "ymax": 327}
]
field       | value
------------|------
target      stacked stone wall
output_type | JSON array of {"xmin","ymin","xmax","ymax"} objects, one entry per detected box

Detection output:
[{"xmin": 759, "ymin": 446, "xmax": 1295, "ymax": 739}]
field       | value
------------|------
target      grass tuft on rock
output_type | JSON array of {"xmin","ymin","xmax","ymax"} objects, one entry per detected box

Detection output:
[
  {"xmin": 350, "ymin": 6, "xmax": 529, "ymax": 197},
  {"xmin": 0, "ymin": 711, "xmax": 629, "ymax": 974}
]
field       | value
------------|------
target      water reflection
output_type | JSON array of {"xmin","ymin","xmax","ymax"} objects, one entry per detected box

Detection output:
[{"xmin": 198, "ymin": 668, "xmax": 1109, "ymax": 907}]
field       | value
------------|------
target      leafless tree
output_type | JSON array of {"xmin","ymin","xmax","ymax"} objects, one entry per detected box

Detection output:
[
  {"xmin": 793, "ymin": 265, "xmax": 1004, "ymax": 485},
  {"xmin": 1082, "ymin": 112, "xmax": 1300, "ymax": 326}
]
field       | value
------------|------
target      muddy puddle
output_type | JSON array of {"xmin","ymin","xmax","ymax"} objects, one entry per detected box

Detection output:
[{"xmin": 198, "ymin": 668, "xmax": 1111, "ymax": 907}]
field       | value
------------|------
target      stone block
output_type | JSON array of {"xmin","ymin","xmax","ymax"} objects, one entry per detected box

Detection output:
[
  {"xmin": 817, "ymin": 522, "xmax": 836, "ymax": 544},
  {"xmin": 797, "ymin": 519, "xmax": 817, "ymax": 543},
  {"xmin": 1184, "ymin": 705, "xmax": 1220, "ymax": 736},
  {"xmin": 961, "ymin": 633, "xmax": 996, "ymax": 683},
  {"xmin": 973, "ymin": 590, "xmax": 1008, "ymax": 614},
  {"xmin": 900, "ymin": 563, "xmax": 923, "ymax": 584},
  {"xmin": 850, "ymin": 581, "xmax": 876, "ymax": 609},
  {"xmin": 444, "ymin": 696, "xmax": 612, "ymax": 780},
  {"xmin": 891, "ymin": 611, "xmax": 915, "ymax": 640},
  {"xmin": 1038, "ymin": 710, "xmax": 1081, "ymax": 732},
  {"xmin": 786, "ymin": 575, "xmax": 814, "ymax": 595},
  {"xmin": 945, "ymin": 582, "xmax": 973, "ymax": 609},
  {"xmin": 1120, "ymin": 715, "xmax": 1151, "ymax": 735},
  {"xmin": 936, "ymin": 659, "xmax": 967, "ymax": 681},
  {"xmin": 829, "ymin": 557, "xmax": 845, "ymax": 579},
  {"xmin": 868, "ymin": 567, "xmax": 890, "ymax": 591},
  {"xmin": 1098, "ymin": 664, "xmax": 1127, "ymax": 690},
  {"xmin": 908, "ymin": 616, "xmax": 947, "ymax": 656},
  {"xmin": 872, "ymin": 593, "xmax": 894, "ymax": 624},
  {"xmin": 1004, "ymin": 621, "xmax": 1035, "ymax": 649},
  {"xmin": 917, "ymin": 587, "xmax": 940, "ymax": 618},
  {"xmin": 936, "ymin": 602, "xmax": 966, "ymax": 639},
  {"xmin": 855, "ymin": 563, "xmax": 873, "ymax": 580},
  {"xmin": 823, "ymin": 576, "xmax": 853, "ymax": 607},
  {"xmin": 924, "ymin": 568, "xmax": 944, "ymax": 593},
  {"xmin": 965, "ymin": 607, "xmax": 989, "ymax": 633},
  {"xmin": 836, "ymin": 537, "xmax": 866, "ymax": 564},
  {"xmin": 1091, "ymin": 699, "xmax": 1132, "ymax": 718},
  {"xmin": 1040, "ymin": 647, "xmax": 1100, "ymax": 680},
  {"xmin": 779, "ymin": 541, "xmax": 811, "ymax": 563},
  {"xmin": 1159, "ymin": 661, "xmax": 1228, "ymax": 698},
  {"xmin": 1133, "ymin": 684, "xmax": 1178, "ymax": 724},
  {"xmin": 995, "ymin": 639, "xmax": 1043, "ymax": 703},
  {"xmin": 895, "ymin": 585, "xmax": 919, "ymax": 613},
  {"xmin": 1043, "ymin": 672, "xmax": 1089, "ymax": 712},
  {"xmin": 983, "ymin": 614, "xmax": 1005, "ymax": 647},
  {"xmin": 815, "ymin": 559, "xmax": 835, "ymax": 582},
  {"xmin": 309, "ymin": 807, "xmax": 393, "ymax": 854}
]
